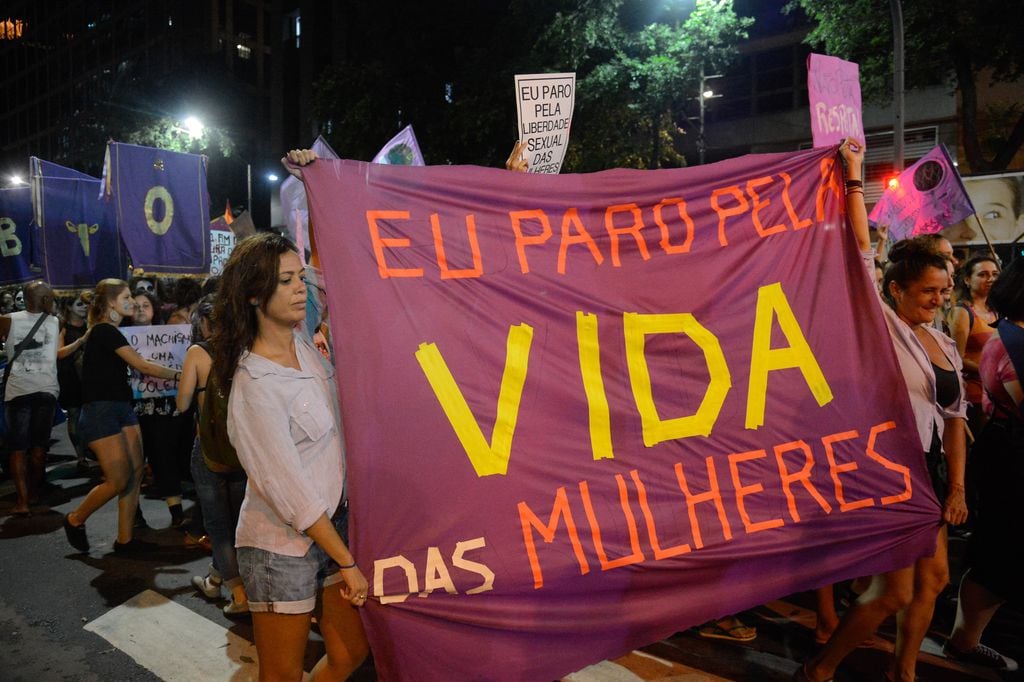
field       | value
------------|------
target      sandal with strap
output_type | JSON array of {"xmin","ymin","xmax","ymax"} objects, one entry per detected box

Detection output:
[{"xmin": 698, "ymin": 619, "xmax": 757, "ymax": 642}]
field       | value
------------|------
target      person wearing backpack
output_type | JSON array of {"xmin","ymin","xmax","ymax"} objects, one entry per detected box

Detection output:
[
  {"xmin": 212, "ymin": 227, "xmax": 367, "ymax": 681},
  {"xmin": 176, "ymin": 295, "xmax": 249, "ymax": 617}
]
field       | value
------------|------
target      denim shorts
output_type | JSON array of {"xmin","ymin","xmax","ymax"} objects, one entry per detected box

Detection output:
[
  {"xmin": 238, "ymin": 507, "xmax": 349, "ymax": 614},
  {"xmin": 78, "ymin": 400, "xmax": 139, "ymax": 444},
  {"xmin": 4, "ymin": 392, "xmax": 58, "ymax": 450}
]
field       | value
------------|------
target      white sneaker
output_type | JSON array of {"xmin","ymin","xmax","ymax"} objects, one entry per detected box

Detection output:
[
  {"xmin": 192, "ymin": 574, "xmax": 222, "ymax": 599},
  {"xmin": 223, "ymin": 598, "xmax": 250, "ymax": 618}
]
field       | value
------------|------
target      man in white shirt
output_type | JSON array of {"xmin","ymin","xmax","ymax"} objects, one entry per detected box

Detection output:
[{"xmin": 0, "ymin": 282, "xmax": 61, "ymax": 516}]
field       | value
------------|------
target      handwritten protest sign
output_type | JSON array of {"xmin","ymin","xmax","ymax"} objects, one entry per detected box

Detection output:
[
  {"xmin": 807, "ymin": 53, "xmax": 863, "ymax": 147},
  {"xmin": 126, "ymin": 324, "xmax": 190, "ymax": 399},
  {"xmin": 210, "ymin": 228, "xmax": 235, "ymax": 276},
  {"xmin": 514, "ymin": 72, "xmax": 575, "ymax": 174}
]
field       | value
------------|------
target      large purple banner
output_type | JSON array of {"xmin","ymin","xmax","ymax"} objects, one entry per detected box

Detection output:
[
  {"xmin": 104, "ymin": 142, "xmax": 210, "ymax": 274},
  {"xmin": 304, "ymin": 147, "xmax": 941, "ymax": 681}
]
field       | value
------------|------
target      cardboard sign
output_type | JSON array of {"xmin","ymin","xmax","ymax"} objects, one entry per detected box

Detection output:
[
  {"xmin": 126, "ymin": 324, "xmax": 190, "ymax": 399},
  {"xmin": 210, "ymin": 228, "xmax": 235, "ymax": 276},
  {"xmin": 807, "ymin": 54, "xmax": 863, "ymax": 147},
  {"xmin": 514, "ymin": 72, "xmax": 576, "ymax": 174}
]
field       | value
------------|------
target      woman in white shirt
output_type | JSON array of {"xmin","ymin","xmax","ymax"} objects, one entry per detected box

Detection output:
[
  {"xmin": 210, "ymin": 232, "xmax": 368, "ymax": 680},
  {"xmin": 798, "ymin": 140, "xmax": 968, "ymax": 682}
]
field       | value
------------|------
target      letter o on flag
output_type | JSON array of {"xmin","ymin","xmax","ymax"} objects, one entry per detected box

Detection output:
[{"xmin": 144, "ymin": 185, "xmax": 174, "ymax": 235}]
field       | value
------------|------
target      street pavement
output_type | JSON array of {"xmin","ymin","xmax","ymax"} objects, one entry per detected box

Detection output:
[{"xmin": 1, "ymin": 428, "xmax": 1021, "ymax": 681}]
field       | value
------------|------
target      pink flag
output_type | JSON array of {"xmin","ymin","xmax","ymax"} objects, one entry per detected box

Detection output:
[
  {"xmin": 868, "ymin": 145, "xmax": 976, "ymax": 242},
  {"xmin": 807, "ymin": 53, "xmax": 863, "ymax": 147}
]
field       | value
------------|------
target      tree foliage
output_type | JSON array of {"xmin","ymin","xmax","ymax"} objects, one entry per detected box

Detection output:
[
  {"xmin": 787, "ymin": 0, "xmax": 1024, "ymax": 172},
  {"xmin": 547, "ymin": 0, "xmax": 752, "ymax": 169},
  {"xmin": 310, "ymin": 0, "xmax": 752, "ymax": 171}
]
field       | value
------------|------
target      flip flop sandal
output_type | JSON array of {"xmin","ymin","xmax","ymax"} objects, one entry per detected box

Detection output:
[{"xmin": 698, "ymin": 621, "xmax": 757, "ymax": 642}]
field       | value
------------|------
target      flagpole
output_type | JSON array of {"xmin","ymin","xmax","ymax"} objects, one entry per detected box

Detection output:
[{"xmin": 971, "ymin": 214, "xmax": 1001, "ymax": 264}]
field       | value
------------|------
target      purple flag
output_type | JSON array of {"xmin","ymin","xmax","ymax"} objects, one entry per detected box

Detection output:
[
  {"xmin": 807, "ymin": 53, "xmax": 863, "ymax": 148},
  {"xmin": 0, "ymin": 187, "xmax": 38, "ymax": 285},
  {"xmin": 303, "ymin": 147, "xmax": 941, "ymax": 680},
  {"xmin": 868, "ymin": 145, "xmax": 975, "ymax": 241},
  {"xmin": 31, "ymin": 158, "xmax": 95, "ymax": 182},
  {"xmin": 30, "ymin": 159, "xmax": 129, "ymax": 288},
  {"xmin": 371, "ymin": 124, "xmax": 425, "ymax": 166},
  {"xmin": 103, "ymin": 142, "xmax": 211, "ymax": 274}
]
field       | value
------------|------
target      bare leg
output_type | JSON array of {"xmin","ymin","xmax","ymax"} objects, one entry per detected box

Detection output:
[
  {"xmin": 10, "ymin": 451, "xmax": 30, "ymax": 513},
  {"xmin": 815, "ymin": 586, "xmax": 839, "ymax": 643},
  {"xmin": 947, "ymin": 569, "xmax": 1004, "ymax": 651},
  {"xmin": 311, "ymin": 583, "xmax": 369, "ymax": 681},
  {"xmin": 804, "ymin": 566, "xmax": 915, "ymax": 681},
  {"xmin": 27, "ymin": 447, "xmax": 46, "ymax": 499},
  {"xmin": 251, "ymin": 611, "xmax": 312, "ymax": 681},
  {"xmin": 891, "ymin": 526, "xmax": 949, "ymax": 682},
  {"xmin": 69, "ymin": 432, "xmax": 133, "ymax": 535},
  {"xmin": 113, "ymin": 426, "xmax": 145, "ymax": 543}
]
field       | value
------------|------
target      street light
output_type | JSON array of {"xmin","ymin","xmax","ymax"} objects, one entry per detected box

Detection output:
[
  {"xmin": 266, "ymin": 173, "xmax": 279, "ymax": 182},
  {"xmin": 183, "ymin": 115, "xmax": 205, "ymax": 139},
  {"xmin": 698, "ymin": 69, "xmax": 723, "ymax": 165},
  {"xmin": 7, "ymin": 174, "xmax": 25, "ymax": 186}
]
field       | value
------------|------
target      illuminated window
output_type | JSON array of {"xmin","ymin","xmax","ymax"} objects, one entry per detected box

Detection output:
[
  {"xmin": 236, "ymin": 43, "xmax": 252, "ymax": 59},
  {"xmin": 1, "ymin": 17, "xmax": 26, "ymax": 39}
]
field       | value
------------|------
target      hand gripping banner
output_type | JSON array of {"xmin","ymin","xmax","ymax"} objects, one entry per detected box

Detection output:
[{"xmin": 303, "ymin": 147, "xmax": 942, "ymax": 681}]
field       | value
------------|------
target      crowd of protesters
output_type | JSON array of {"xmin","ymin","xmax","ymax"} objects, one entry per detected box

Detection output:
[{"xmin": 0, "ymin": 139, "xmax": 1020, "ymax": 681}]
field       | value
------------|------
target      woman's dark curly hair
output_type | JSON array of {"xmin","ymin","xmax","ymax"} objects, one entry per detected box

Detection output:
[
  {"xmin": 190, "ymin": 294, "xmax": 216, "ymax": 344},
  {"xmin": 988, "ymin": 257, "xmax": 1024, "ymax": 322},
  {"xmin": 129, "ymin": 290, "xmax": 163, "ymax": 325},
  {"xmin": 210, "ymin": 232, "xmax": 299, "ymax": 390},
  {"xmin": 882, "ymin": 239, "xmax": 949, "ymax": 307},
  {"xmin": 953, "ymin": 254, "xmax": 1000, "ymax": 303}
]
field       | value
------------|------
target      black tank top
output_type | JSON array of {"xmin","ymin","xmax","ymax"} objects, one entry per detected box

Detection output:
[{"xmin": 932, "ymin": 362, "xmax": 960, "ymax": 409}]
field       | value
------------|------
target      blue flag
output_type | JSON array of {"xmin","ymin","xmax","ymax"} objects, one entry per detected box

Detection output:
[
  {"xmin": 32, "ymin": 158, "xmax": 95, "ymax": 181},
  {"xmin": 103, "ymin": 142, "xmax": 211, "ymax": 273},
  {"xmin": 31, "ymin": 158, "xmax": 129, "ymax": 288},
  {"xmin": 0, "ymin": 187, "xmax": 38, "ymax": 285}
]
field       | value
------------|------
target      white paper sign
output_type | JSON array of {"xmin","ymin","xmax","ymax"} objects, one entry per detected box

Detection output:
[
  {"xmin": 210, "ymin": 229, "xmax": 235, "ymax": 276},
  {"xmin": 514, "ymin": 72, "xmax": 576, "ymax": 174},
  {"xmin": 126, "ymin": 324, "xmax": 190, "ymax": 399}
]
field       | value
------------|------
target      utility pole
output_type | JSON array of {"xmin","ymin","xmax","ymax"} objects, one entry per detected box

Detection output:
[
  {"xmin": 698, "ymin": 67, "xmax": 723, "ymax": 165},
  {"xmin": 890, "ymin": 0, "xmax": 904, "ymax": 172}
]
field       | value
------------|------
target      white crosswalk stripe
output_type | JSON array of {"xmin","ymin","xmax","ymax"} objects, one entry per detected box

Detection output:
[{"xmin": 84, "ymin": 589, "xmax": 259, "ymax": 681}]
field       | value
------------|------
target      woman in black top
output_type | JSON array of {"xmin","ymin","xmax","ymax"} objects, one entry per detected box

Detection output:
[{"xmin": 63, "ymin": 279, "xmax": 181, "ymax": 554}]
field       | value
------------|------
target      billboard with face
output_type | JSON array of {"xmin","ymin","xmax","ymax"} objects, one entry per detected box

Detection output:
[{"xmin": 940, "ymin": 173, "xmax": 1024, "ymax": 245}]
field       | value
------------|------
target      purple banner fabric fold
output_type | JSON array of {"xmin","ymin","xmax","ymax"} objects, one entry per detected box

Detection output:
[
  {"xmin": 0, "ymin": 187, "xmax": 39, "ymax": 286},
  {"xmin": 105, "ymin": 142, "xmax": 210, "ymax": 274},
  {"xmin": 31, "ymin": 159, "xmax": 128, "ymax": 288},
  {"xmin": 303, "ymin": 147, "xmax": 941, "ymax": 681},
  {"xmin": 868, "ymin": 145, "xmax": 976, "ymax": 241}
]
